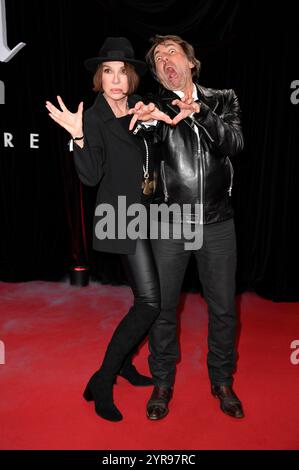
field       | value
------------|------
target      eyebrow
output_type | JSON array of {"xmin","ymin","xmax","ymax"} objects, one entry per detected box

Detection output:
[
  {"xmin": 102, "ymin": 64, "xmax": 126, "ymax": 70},
  {"xmin": 154, "ymin": 43, "xmax": 177, "ymax": 58}
]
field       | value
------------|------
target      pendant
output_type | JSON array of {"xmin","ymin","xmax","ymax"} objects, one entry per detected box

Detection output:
[{"xmin": 142, "ymin": 176, "xmax": 154, "ymax": 195}]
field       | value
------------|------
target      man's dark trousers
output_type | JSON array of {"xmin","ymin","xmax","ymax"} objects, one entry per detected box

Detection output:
[{"xmin": 149, "ymin": 218, "xmax": 237, "ymax": 387}]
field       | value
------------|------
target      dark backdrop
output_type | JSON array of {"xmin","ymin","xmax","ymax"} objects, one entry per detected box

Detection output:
[{"xmin": 0, "ymin": 0, "xmax": 298, "ymax": 301}]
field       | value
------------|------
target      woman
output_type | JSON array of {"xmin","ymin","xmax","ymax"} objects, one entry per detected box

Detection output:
[{"xmin": 45, "ymin": 37, "xmax": 167, "ymax": 422}]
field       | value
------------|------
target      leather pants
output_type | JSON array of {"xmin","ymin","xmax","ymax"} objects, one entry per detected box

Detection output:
[{"xmin": 121, "ymin": 238, "xmax": 160, "ymax": 312}]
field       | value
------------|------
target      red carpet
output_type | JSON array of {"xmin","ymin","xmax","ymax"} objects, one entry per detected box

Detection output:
[{"xmin": 0, "ymin": 281, "xmax": 298, "ymax": 450}]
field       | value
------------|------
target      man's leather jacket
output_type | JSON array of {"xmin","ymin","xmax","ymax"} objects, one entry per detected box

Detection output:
[{"xmin": 148, "ymin": 84, "xmax": 244, "ymax": 225}]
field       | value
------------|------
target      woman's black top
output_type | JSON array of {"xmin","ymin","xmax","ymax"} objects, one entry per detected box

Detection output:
[{"xmin": 118, "ymin": 115, "xmax": 154, "ymax": 205}]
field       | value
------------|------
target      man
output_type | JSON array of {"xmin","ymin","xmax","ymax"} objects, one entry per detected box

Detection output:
[{"xmin": 129, "ymin": 35, "xmax": 244, "ymax": 420}]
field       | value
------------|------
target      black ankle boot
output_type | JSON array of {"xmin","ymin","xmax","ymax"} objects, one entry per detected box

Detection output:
[
  {"xmin": 83, "ymin": 370, "xmax": 123, "ymax": 422},
  {"xmin": 118, "ymin": 361, "xmax": 153, "ymax": 386}
]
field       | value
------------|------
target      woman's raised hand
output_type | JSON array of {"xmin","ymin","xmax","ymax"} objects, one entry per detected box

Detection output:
[{"xmin": 45, "ymin": 96, "xmax": 83, "ymax": 138}]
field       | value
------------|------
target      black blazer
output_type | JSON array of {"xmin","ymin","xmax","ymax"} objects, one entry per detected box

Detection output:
[{"xmin": 73, "ymin": 92, "xmax": 146, "ymax": 254}]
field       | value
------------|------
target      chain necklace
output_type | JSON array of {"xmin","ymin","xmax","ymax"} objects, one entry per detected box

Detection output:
[{"xmin": 142, "ymin": 137, "xmax": 154, "ymax": 195}]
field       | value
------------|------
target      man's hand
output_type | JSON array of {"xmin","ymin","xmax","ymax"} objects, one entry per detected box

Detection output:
[
  {"xmin": 128, "ymin": 101, "xmax": 173, "ymax": 130},
  {"xmin": 171, "ymin": 97, "xmax": 200, "ymax": 126}
]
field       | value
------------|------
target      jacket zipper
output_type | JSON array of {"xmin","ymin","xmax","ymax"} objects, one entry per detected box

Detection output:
[
  {"xmin": 164, "ymin": 101, "xmax": 207, "ymax": 221},
  {"xmin": 160, "ymin": 161, "xmax": 169, "ymax": 202},
  {"xmin": 196, "ymin": 133, "xmax": 204, "ymax": 224},
  {"xmin": 227, "ymin": 156, "xmax": 234, "ymax": 196}
]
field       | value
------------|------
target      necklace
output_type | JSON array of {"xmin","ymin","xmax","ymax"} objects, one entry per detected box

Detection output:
[{"xmin": 142, "ymin": 137, "xmax": 154, "ymax": 195}]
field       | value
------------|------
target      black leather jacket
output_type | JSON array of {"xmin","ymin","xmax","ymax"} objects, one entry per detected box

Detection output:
[{"xmin": 149, "ymin": 84, "xmax": 244, "ymax": 224}]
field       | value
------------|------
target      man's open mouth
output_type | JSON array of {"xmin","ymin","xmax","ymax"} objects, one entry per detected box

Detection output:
[{"xmin": 165, "ymin": 65, "xmax": 177, "ymax": 79}]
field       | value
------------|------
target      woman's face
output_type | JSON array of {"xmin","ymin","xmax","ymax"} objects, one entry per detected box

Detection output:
[{"xmin": 101, "ymin": 61, "xmax": 129, "ymax": 101}]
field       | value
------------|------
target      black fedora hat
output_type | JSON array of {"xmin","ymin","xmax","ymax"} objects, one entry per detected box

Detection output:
[{"xmin": 84, "ymin": 37, "xmax": 147, "ymax": 76}]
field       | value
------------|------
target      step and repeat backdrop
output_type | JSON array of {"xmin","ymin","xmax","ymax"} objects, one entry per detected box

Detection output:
[{"xmin": 0, "ymin": 0, "xmax": 298, "ymax": 299}]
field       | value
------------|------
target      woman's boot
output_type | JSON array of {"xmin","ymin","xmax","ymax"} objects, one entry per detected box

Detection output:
[
  {"xmin": 118, "ymin": 353, "xmax": 153, "ymax": 386},
  {"xmin": 83, "ymin": 303, "xmax": 159, "ymax": 421},
  {"xmin": 83, "ymin": 370, "xmax": 122, "ymax": 421}
]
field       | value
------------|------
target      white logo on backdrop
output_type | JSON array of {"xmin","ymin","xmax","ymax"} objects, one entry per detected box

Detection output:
[
  {"xmin": 0, "ymin": 0, "xmax": 26, "ymax": 63},
  {"xmin": 0, "ymin": 0, "xmax": 26, "ymax": 104},
  {"xmin": 0, "ymin": 79, "xmax": 4, "ymax": 104}
]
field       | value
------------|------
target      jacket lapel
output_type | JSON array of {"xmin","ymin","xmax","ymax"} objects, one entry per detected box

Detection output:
[
  {"xmin": 158, "ymin": 84, "xmax": 219, "ymax": 113},
  {"xmin": 196, "ymin": 84, "xmax": 219, "ymax": 112}
]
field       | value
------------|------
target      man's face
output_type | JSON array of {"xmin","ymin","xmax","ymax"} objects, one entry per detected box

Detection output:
[{"xmin": 153, "ymin": 41, "xmax": 194, "ymax": 91}]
